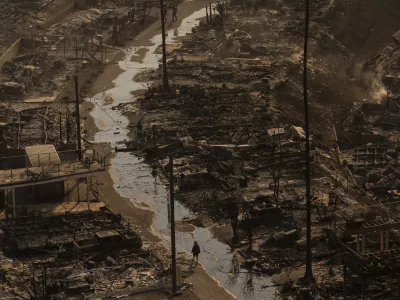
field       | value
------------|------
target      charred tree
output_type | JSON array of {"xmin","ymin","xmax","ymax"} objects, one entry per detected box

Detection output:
[
  {"xmin": 245, "ymin": 211, "xmax": 253, "ymax": 253},
  {"xmin": 230, "ymin": 203, "xmax": 239, "ymax": 244},
  {"xmin": 271, "ymin": 133, "xmax": 282, "ymax": 208}
]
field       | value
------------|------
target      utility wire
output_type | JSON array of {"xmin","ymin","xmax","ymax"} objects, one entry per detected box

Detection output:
[
  {"xmin": 88, "ymin": 99, "xmax": 130, "ymax": 134},
  {"xmin": 303, "ymin": 0, "xmax": 314, "ymax": 281}
]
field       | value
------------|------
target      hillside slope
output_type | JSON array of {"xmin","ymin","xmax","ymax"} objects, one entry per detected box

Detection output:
[
  {"xmin": 324, "ymin": 0, "xmax": 400, "ymax": 59},
  {"xmin": 285, "ymin": 0, "xmax": 400, "ymax": 138}
]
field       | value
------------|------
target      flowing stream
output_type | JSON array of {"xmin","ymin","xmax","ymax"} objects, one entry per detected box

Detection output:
[{"xmin": 88, "ymin": 8, "xmax": 275, "ymax": 299}]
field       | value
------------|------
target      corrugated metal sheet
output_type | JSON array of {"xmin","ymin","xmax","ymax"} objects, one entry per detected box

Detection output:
[{"xmin": 25, "ymin": 145, "xmax": 61, "ymax": 167}]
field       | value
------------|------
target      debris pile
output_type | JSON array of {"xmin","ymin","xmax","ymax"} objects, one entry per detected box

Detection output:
[
  {"xmin": 0, "ymin": 102, "xmax": 78, "ymax": 149},
  {"xmin": 0, "ymin": 208, "xmax": 169, "ymax": 299}
]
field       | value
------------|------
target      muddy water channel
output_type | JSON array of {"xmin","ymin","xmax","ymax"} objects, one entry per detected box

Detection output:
[{"xmin": 88, "ymin": 9, "xmax": 275, "ymax": 300}]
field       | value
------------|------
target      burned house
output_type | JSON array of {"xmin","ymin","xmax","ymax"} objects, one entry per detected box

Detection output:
[
  {"xmin": 0, "ymin": 208, "xmax": 164, "ymax": 299},
  {"xmin": 0, "ymin": 144, "xmax": 106, "ymax": 218},
  {"xmin": 335, "ymin": 207, "xmax": 400, "ymax": 298}
]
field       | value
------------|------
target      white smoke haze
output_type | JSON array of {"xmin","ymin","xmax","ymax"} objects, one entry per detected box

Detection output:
[
  {"xmin": 370, "ymin": 82, "xmax": 388, "ymax": 104},
  {"xmin": 353, "ymin": 62, "xmax": 388, "ymax": 104}
]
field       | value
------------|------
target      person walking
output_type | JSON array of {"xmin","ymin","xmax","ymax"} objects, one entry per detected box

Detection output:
[{"xmin": 192, "ymin": 241, "xmax": 200, "ymax": 263}]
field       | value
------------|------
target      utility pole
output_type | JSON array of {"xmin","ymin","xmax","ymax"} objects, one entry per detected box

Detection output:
[
  {"xmin": 169, "ymin": 155, "xmax": 177, "ymax": 293},
  {"xmin": 160, "ymin": 0, "xmax": 169, "ymax": 92},
  {"xmin": 66, "ymin": 115, "xmax": 70, "ymax": 144},
  {"xmin": 17, "ymin": 113, "xmax": 21, "ymax": 149},
  {"xmin": 303, "ymin": 0, "xmax": 314, "ymax": 281},
  {"xmin": 74, "ymin": 75, "xmax": 82, "ymax": 159},
  {"xmin": 59, "ymin": 110, "xmax": 63, "ymax": 146},
  {"xmin": 245, "ymin": 211, "xmax": 252, "ymax": 253},
  {"xmin": 152, "ymin": 125, "xmax": 157, "ymax": 147},
  {"xmin": 75, "ymin": 34, "xmax": 78, "ymax": 59}
]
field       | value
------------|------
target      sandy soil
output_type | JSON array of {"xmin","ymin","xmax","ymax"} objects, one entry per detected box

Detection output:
[
  {"xmin": 184, "ymin": 266, "xmax": 237, "ymax": 300},
  {"xmin": 125, "ymin": 290, "xmax": 201, "ymax": 299},
  {"xmin": 83, "ymin": 1, "xmax": 236, "ymax": 299}
]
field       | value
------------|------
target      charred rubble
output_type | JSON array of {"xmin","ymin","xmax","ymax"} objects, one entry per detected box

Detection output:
[{"xmin": 114, "ymin": 0, "xmax": 400, "ymax": 298}]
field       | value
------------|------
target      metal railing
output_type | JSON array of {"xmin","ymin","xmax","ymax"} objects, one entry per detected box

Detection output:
[{"xmin": 0, "ymin": 149, "xmax": 106, "ymax": 186}]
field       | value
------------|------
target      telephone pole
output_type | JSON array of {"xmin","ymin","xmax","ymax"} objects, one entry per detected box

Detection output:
[
  {"xmin": 303, "ymin": 0, "xmax": 314, "ymax": 281},
  {"xmin": 169, "ymin": 156, "xmax": 177, "ymax": 293},
  {"xmin": 75, "ymin": 75, "xmax": 82, "ymax": 159},
  {"xmin": 59, "ymin": 110, "xmax": 63, "ymax": 146},
  {"xmin": 160, "ymin": 0, "xmax": 170, "ymax": 92}
]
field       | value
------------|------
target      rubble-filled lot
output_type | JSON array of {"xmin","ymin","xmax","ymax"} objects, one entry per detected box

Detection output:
[
  {"xmin": 0, "ymin": 0, "xmax": 162, "ymax": 104},
  {"xmin": 113, "ymin": 0, "xmax": 400, "ymax": 298},
  {"xmin": 0, "ymin": 0, "xmax": 166, "ymax": 153},
  {"xmin": 0, "ymin": 208, "xmax": 173, "ymax": 299},
  {"xmin": 0, "ymin": 102, "xmax": 78, "ymax": 149},
  {"xmin": 0, "ymin": 2, "xmax": 181, "ymax": 299}
]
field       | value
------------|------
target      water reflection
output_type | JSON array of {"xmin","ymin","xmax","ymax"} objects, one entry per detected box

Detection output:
[
  {"xmin": 227, "ymin": 256, "xmax": 240, "ymax": 286},
  {"xmin": 245, "ymin": 266, "xmax": 254, "ymax": 296}
]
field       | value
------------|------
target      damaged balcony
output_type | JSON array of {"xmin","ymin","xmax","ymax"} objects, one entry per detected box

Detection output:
[
  {"xmin": 0, "ymin": 145, "xmax": 105, "ymax": 188},
  {"xmin": 0, "ymin": 144, "xmax": 106, "ymax": 218}
]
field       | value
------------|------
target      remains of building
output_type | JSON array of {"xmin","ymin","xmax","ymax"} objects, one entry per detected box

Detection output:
[
  {"xmin": 0, "ymin": 1, "xmax": 187, "ymax": 299},
  {"xmin": 3, "ymin": 0, "xmax": 400, "ymax": 299},
  {"xmin": 0, "ymin": 207, "xmax": 173, "ymax": 299},
  {"xmin": 112, "ymin": 0, "xmax": 400, "ymax": 299},
  {"xmin": 0, "ymin": 142, "xmax": 180, "ymax": 299}
]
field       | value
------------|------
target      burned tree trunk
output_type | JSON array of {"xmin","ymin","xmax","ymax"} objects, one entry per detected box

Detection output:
[
  {"xmin": 272, "ymin": 133, "xmax": 282, "ymax": 208},
  {"xmin": 230, "ymin": 204, "xmax": 239, "ymax": 244},
  {"xmin": 245, "ymin": 211, "xmax": 252, "ymax": 252}
]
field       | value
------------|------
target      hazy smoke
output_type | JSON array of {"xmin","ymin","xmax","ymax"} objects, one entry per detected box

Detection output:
[
  {"xmin": 353, "ymin": 62, "xmax": 387, "ymax": 104},
  {"xmin": 370, "ymin": 82, "xmax": 388, "ymax": 104}
]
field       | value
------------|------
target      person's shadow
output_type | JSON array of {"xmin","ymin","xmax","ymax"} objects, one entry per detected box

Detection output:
[{"xmin": 187, "ymin": 260, "xmax": 200, "ymax": 275}]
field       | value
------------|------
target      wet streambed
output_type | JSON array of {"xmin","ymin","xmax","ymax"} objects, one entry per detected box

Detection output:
[{"xmin": 88, "ymin": 8, "xmax": 275, "ymax": 300}]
